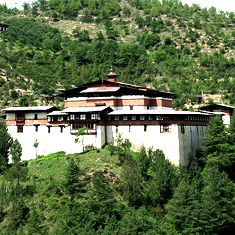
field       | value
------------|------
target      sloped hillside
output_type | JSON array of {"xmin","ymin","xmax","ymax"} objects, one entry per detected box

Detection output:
[{"xmin": 1, "ymin": 0, "xmax": 235, "ymax": 110}]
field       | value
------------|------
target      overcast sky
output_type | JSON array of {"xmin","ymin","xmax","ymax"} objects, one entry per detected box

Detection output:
[
  {"xmin": 181, "ymin": 0, "xmax": 235, "ymax": 13},
  {"xmin": 0, "ymin": 0, "xmax": 234, "ymax": 13},
  {"xmin": 0, "ymin": 0, "xmax": 34, "ymax": 10}
]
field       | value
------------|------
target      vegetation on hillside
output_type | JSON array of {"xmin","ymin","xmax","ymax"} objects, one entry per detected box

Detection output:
[
  {"xmin": 1, "ymin": 0, "xmax": 235, "ymax": 110},
  {"xmin": 0, "ymin": 115, "xmax": 235, "ymax": 233}
]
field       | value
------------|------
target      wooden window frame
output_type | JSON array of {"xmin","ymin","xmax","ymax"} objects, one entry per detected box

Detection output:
[
  {"xmin": 17, "ymin": 125, "xmax": 23, "ymax": 133},
  {"xmin": 160, "ymin": 124, "xmax": 171, "ymax": 133}
]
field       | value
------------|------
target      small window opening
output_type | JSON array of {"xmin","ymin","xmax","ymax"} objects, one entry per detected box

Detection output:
[
  {"xmin": 181, "ymin": 123, "xmax": 185, "ymax": 134},
  {"xmin": 17, "ymin": 125, "xmax": 23, "ymax": 133},
  {"xmin": 160, "ymin": 124, "xmax": 171, "ymax": 133},
  {"xmin": 144, "ymin": 125, "xmax": 147, "ymax": 132}
]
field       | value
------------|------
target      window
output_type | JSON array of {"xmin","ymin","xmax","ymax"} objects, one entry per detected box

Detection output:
[
  {"xmin": 91, "ymin": 113, "xmax": 98, "ymax": 120},
  {"xmin": 160, "ymin": 124, "xmax": 171, "ymax": 133},
  {"xmin": 131, "ymin": 115, "xmax": 136, "ymax": 120},
  {"xmin": 180, "ymin": 123, "xmax": 185, "ymax": 134},
  {"xmin": 95, "ymin": 103, "xmax": 106, "ymax": 106},
  {"xmin": 16, "ymin": 113, "xmax": 24, "ymax": 122},
  {"xmin": 17, "ymin": 125, "xmax": 23, "ymax": 133},
  {"xmin": 156, "ymin": 116, "xmax": 162, "ymax": 121},
  {"xmin": 48, "ymin": 116, "xmax": 51, "ymax": 122},
  {"xmin": 80, "ymin": 114, "xmax": 86, "ymax": 120},
  {"xmin": 144, "ymin": 125, "xmax": 147, "ymax": 132},
  {"xmin": 123, "ymin": 115, "xmax": 128, "ymax": 120},
  {"xmin": 140, "ymin": 115, "xmax": 145, "ymax": 120},
  {"xmin": 58, "ymin": 116, "xmax": 63, "ymax": 122},
  {"xmin": 70, "ymin": 114, "xmax": 75, "ymax": 120},
  {"xmin": 115, "ymin": 115, "xmax": 119, "ymax": 121},
  {"xmin": 34, "ymin": 114, "xmax": 38, "ymax": 120}
]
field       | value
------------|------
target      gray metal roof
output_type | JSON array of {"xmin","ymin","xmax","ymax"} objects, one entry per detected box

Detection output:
[
  {"xmin": 108, "ymin": 110, "xmax": 213, "ymax": 116},
  {"xmin": 47, "ymin": 111, "xmax": 68, "ymax": 116},
  {"xmin": 2, "ymin": 106, "xmax": 56, "ymax": 112},
  {"xmin": 62, "ymin": 106, "xmax": 113, "ymax": 113},
  {"xmin": 200, "ymin": 103, "xmax": 235, "ymax": 110}
]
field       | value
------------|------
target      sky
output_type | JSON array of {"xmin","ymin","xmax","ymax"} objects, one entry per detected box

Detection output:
[
  {"xmin": 181, "ymin": 0, "xmax": 235, "ymax": 13},
  {"xmin": 0, "ymin": 0, "xmax": 234, "ymax": 13},
  {"xmin": 0, "ymin": 0, "xmax": 34, "ymax": 10}
]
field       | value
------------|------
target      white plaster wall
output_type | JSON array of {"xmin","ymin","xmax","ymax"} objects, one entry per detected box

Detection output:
[
  {"xmin": 178, "ymin": 125, "xmax": 207, "ymax": 167},
  {"xmin": 106, "ymin": 124, "xmax": 180, "ymax": 165},
  {"xmin": 7, "ymin": 125, "xmax": 101, "ymax": 161},
  {"xmin": 6, "ymin": 113, "xmax": 15, "ymax": 120},
  {"xmin": 222, "ymin": 115, "xmax": 230, "ymax": 126}
]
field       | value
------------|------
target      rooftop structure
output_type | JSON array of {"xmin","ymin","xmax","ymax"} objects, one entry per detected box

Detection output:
[{"xmin": 3, "ymin": 70, "xmax": 214, "ymax": 166}]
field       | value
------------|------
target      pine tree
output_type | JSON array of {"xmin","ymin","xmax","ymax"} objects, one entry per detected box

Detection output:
[
  {"xmin": 162, "ymin": 178, "xmax": 202, "ymax": 234},
  {"xmin": 202, "ymin": 115, "xmax": 229, "ymax": 166},
  {"xmin": 145, "ymin": 149, "xmax": 179, "ymax": 206},
  {"xmin": 6, "ymin": 139, "xmax": 28, "ymax": 188},
  {"xmin": 6, "ymin": 194, "xmax": 29, "ymax": 232},
  {"xmin": 26, "ymin": 204, "xmax": 43, "ymax": 234},
  {"xmin": 226, "ymin": 111, "xmax": 235, "ymax": 179},
  {"xmin": 0, "ymin": 180, "xmax": 7, "ymax": 221},
  {"xmin": 64, "ymin": 157, "xmax": 85, "ymax": 201},
  {"xmin": 10, "ymin": 139, "xmax": 22, "ymax": 164},
  {"xmin": 0, "ymin": 120, "xmax": 12, "ymax": 173},
  {"xmin": 199, "ymin": 165, "xmax": 235, "ymax": 234},
  {"xmin": 120, "ymin": 153, "xmax": 143, "ymax": 207},
  {"xmin": 137, "ymin": 145, "xmax": 150, "ymax": 180}
]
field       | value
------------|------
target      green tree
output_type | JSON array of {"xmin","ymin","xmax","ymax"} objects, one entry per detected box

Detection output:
[
  {"xmin": 33, "ymin": 139, "xmax": 39, "ymax": 158},
  {"xmin": 120, "ymin": 153, "xmax": 143, "ymax": 207},
  {"xmin": 202, "ymin": 115, "xmax": 229, "ymax": 166},
  {"xmin": 199, "ymin": 165, "xmax": 235, "ymax": 234},
  {"xmin": 6, "ymin": 139, "xmax": 28, "ymax": 188},
  {"xmin": 227, "ymin": 110, "xmax": 235, "ymax": 167},
  {"xmin": 6, "ymin": 194, "xmax": 29, "ymax": 232},
  {"xmin": 0, "ymin": 120, "xmax": 12, "ymax": 173},
  {"xmin": 10, "ymin": 139, "xmax": 22, "ymax": 164},
  {"xmin": 87, "ymin": 171, "xmax": 121, "ymax": 230},
  {"xmin": 0, "ymin": 180, "xmax": 7, "ymax": 218},
  {"xmin": 123, "ymin": 5, "xmax": 131, "ymax": 17},
  {"xmin": 64, "ymin": 157, "xmax": 85, "ymax": 201},
  {"xmin": 162, "ymin": 178, "xmax": 202, "ymax": 234},
  {"xmin": 27, "ymin": 204, "xmax": 44, "ymax": 234},
  {"xmin": 145, "ymin": 149, "xmax": 179, "ymax": 206},
  {"xmin": 137, "ymin": 145, "xmax": 150, "ymax": 180},
  {"xmin": 75, "ymin": 126, "xmax": 89, "ymax": 152}
]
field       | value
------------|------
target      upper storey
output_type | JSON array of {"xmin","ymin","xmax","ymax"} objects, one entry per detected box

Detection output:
[{"xmin": 61, "ymin": 71, "xmax": 175, "ymax": 111}]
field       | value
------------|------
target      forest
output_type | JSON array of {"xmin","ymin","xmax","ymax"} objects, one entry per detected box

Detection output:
[
  {"xmin": 0, "ymin": 113, "xmax": 234, "ymax": 234},
  {"xmin": 0, "ymin": 0, "xmax": 235, "ymax": 233},
  {"xmin": 1, "ymin": 0, "xmax": 235, "ymax": 110}
]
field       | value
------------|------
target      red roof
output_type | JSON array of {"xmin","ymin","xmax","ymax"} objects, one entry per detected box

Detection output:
[{"xmin": 80, "ymin": 86, "xmax": 120, "ymax": 93}]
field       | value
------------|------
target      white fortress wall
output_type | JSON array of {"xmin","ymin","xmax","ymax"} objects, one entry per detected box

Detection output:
[
  {"xmin": 7, "ymin": 125, "xmax": 101, "ymax": 161},
  {"xmin": 106, "ymin": 124, "xmax": 180, "ymax": 165},
  {"xmin": 178, "ymin": 125, "xmax": 208, "ymax": 166}
]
